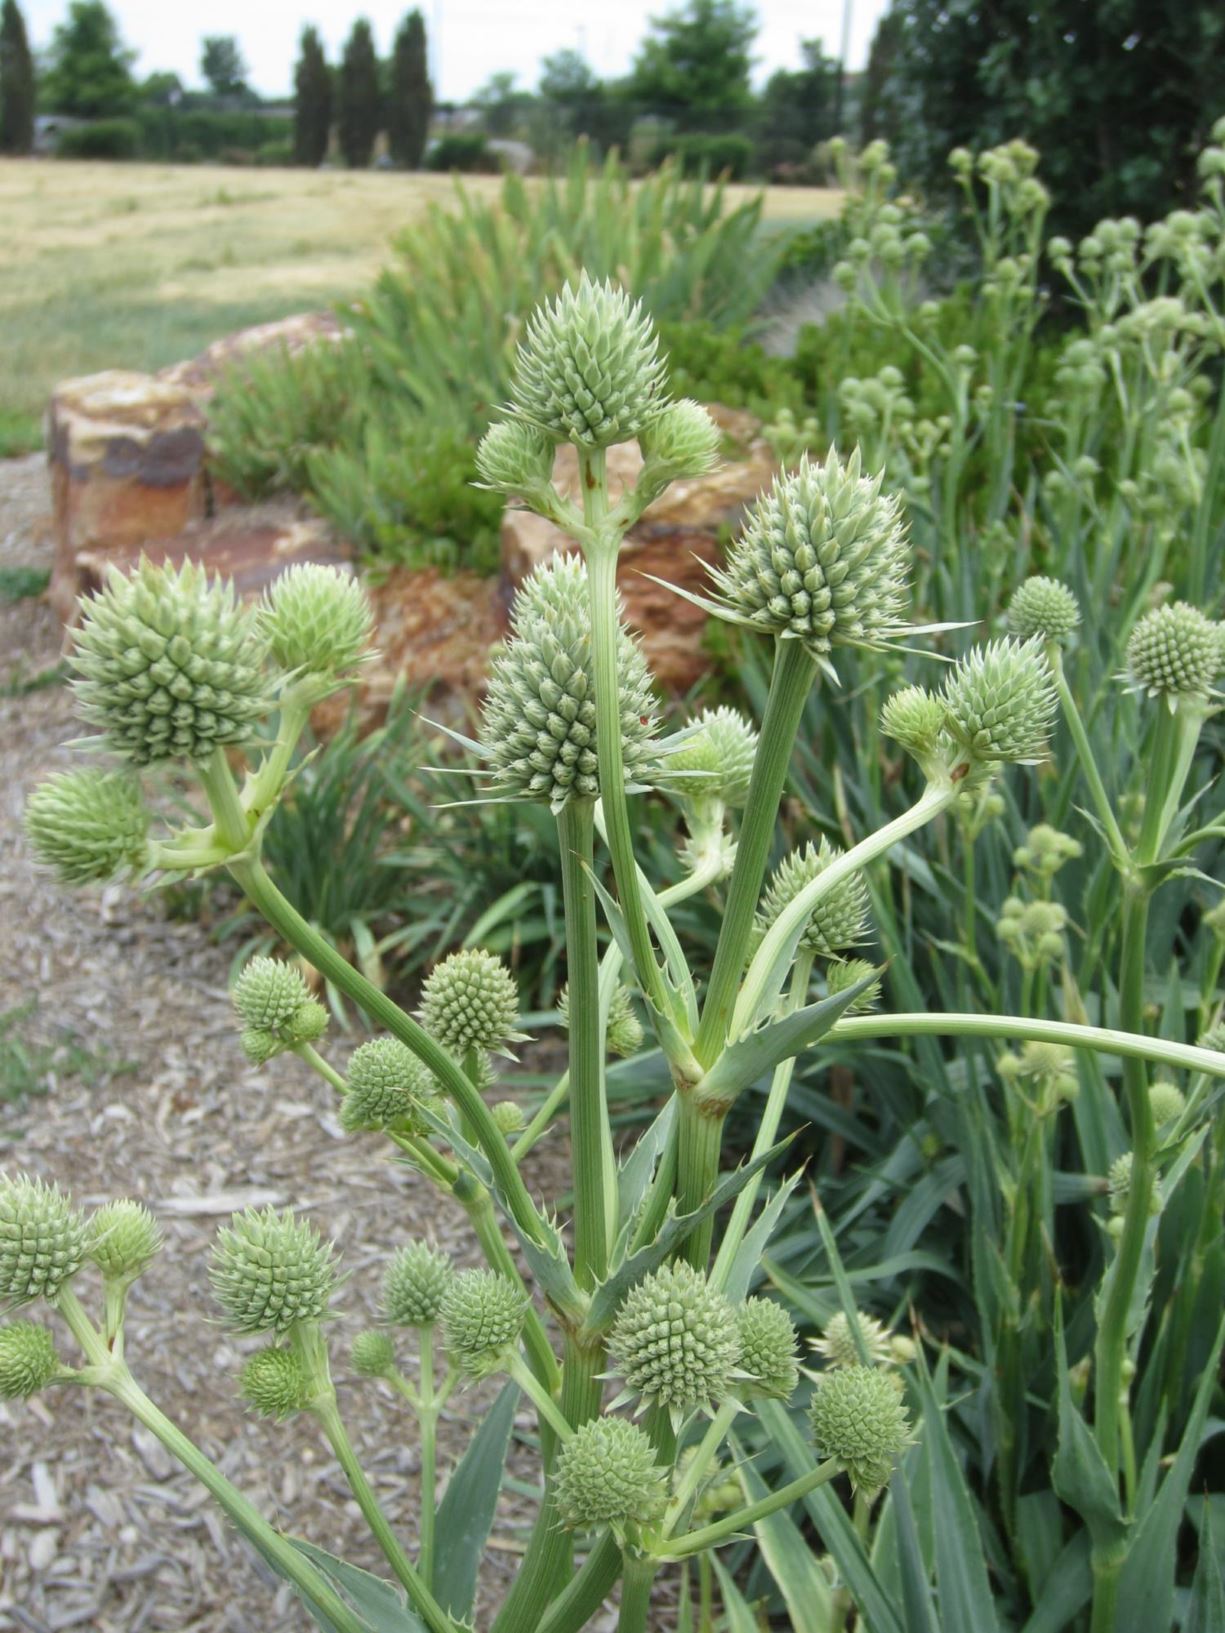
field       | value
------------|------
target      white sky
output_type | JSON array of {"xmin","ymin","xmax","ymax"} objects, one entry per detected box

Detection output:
[{"xmin": 24, "ymin": 0, "xmax": 891, "ymax": 103}]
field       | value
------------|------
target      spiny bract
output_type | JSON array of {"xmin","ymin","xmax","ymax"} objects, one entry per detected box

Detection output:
[
  {"xmin": 755, "ymin": 837, "xmax": 871, "ymax": 957},
  {"xmin": 509, "ymin": 274, "xmax": 669, "ymax": 449},
  {"xmin": 86, "ymin": 1200, "xmax": 162, "ymax": 1282},
  {"xmin": 808, "ymin": 1364, "xmax": 911, "ymax": 1495},
  {"xmin": 0, "ymin": 1322, "xmax": 60, "ymax": 1399},
  {"xmin": 607, "ymin": 1261, "xmax": 741, "ymax": 1414},
  {"xmin": 440, "ymin": 1270, "xmax": 527, "ymax": 1377},
  {"xmin": 737, "ymin": 1297, "xmax": 800, "ymax": 1399},
  {"xmin": 24, "ymin": 769, "xmax": 150, "ymax": 886},
  {"xmin": 0, "ymin": 1174, "xmax": 87, "ymax": 1308},
  {"xmin": 478, "ymin": 555, "xmax": 657, "ymax": 810},
  {"xmin": 420, "ymin": 949, "xmax": 521, "ymax": 1056},
  {"xmin": 341, "ymin": 1038, "xmax": 439, "ymax": 1134},
  {"xmin": 209, "ymin": 1207, "xmax": 337, "ymax": 1335},
  {"xmin": 382, "ymin": 1242, "xmax": 452, "ymax": 1327},
  {"xmin": 554, "ymin": 1416, "xmax": 669, "ymax": 1532},
  {"xmin": 70, "ymin": 558, "xmax": 273, "ymax": 765},
  {"xmin": 257, "ymin": 564, "xmax": 373, "ymax": 679},
  {"xmin": 1127, "ymin": 601, "xmax": 1219, "ymax": 705},
  {"xmin": 240, "ymin": 1346, "xmax": 310, "ymax": 1418},
  {"xmin": 942, "ymin": 639, "xmax": 1057, "ymax": 765},
  {"xmin": 709, "ymin": 450, "xmax": 910, "ymax": 663},
  {"xmin": 1007, "ymin": 576, "xmax": 1081, "ymax": 645}
]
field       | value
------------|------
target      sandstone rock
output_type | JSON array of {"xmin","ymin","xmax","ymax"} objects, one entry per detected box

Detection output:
[
  {"xmin": 158, "ymin": 310, "xmax": 349, "ymax": 400},
  {"xmin": 355, "ymin": 565, "xmax": 510, "ymax": 718}
]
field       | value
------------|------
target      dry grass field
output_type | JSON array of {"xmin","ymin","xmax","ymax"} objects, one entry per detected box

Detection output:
[{"xmin": 0, "ymin": 159, "xmax": 842, "ymax": 456}]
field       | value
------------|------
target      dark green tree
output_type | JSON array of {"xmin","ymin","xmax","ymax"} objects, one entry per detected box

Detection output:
[
  {"xmin": 293, "ymin": 25, "xmax": 332, "ymax": 166},
  {"xmin": 857, "ymin": 7, "xmax": 903, "ymax": 145},
  {"xmin": 42, "ymin": 0, "xmax": 135, "ymax": 119},
  {"xmin": 200, "ymin": 35, "xmax": 247, "ymax": 100},
  {"xmin": 624, "ymin": 0, "xmax": 757, "ymax": 130},
  {"xmin": 756, "ymin": 38, "xmax": 839, "ymax": 172},
  {"xmin": 472, "ymin": 70, "xmax": 530, "ymax": 137},
  {"xmin": 337, "ymin": 17, "xmax": 381, "ymax": 168},
  {"xmin": 0, "ymin": 0, "xmax": 35, "ymax": 155},
  {"xmin": 387, "ymin": 10, "xmax": 431, "ymax": 167}
]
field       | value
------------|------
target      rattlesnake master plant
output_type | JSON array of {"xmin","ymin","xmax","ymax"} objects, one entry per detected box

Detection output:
[{"xmin": 12, "ymin": 269, "xmax": 1225, "ymax": 1633}]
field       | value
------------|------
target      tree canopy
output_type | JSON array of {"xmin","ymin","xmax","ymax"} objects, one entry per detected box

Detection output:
[
  {"xmin": 0, "ymin": 0, "xmax": 35, "ymax": 154},
  {"xmin": 624, "ymin": 0, "xmax": 757, "ymax": 129},
  {"xmin": 293, "ymin": 25, "xmax": 331, "ymax": 167},
  {"xmin": 337, "ymin": 17, "xmax": 380, "ymax": 168},
  {"xmin": 387, "ymin": 10, "xmax": 431, "ymax": 167},
  {"xmin": 200, "ymin": 34, "xmax": 247, "ymax": 100},
  {"xmin": 42, "ymin": 0, "xmax": 135, "ymax": 119}
]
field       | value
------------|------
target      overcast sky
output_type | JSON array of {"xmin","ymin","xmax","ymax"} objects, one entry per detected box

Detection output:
[{"xmin": 24, "ymin": 0, "xmax": 891, "ymax": 103}]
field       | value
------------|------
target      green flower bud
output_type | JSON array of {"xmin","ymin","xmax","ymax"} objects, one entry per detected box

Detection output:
[
  {"xmin": 1148, "ymin": 1080, "xmax": 1186, "ymax": 1127},
  {"xmin": 341, "ymin": 1038, "xmax": 439, "ymax": 1134},
  {"xmin": 812, "ymin": 1309, "xmax": 893, "ymax": 1369},
  {"xmin": 240, "ymin": 1346, "xmax": 310, "ymax": 1418},
  {"xmin": 1007, "ymin": 576, "xmax": 1081, "ymax": 646},
  {"xmin": 258, "ymin": 565, "xmax": 373, "ymax": 680},
  {"xmin": 559, "ymin": 980, "xmax": 643, "ymax": 1060},
  {"xmin": 478, "ymin": 555, "xmax": 657, "ymax": 810},
  {"xmin": 0, "ymin": 1174, "xmax": 87, "ymax": 1307},
  {"xmin": 440, "ymin": 1269, "xmax": 527, "ymax": 1378},
  {"xmin": 554, "ymin": 1416, "xmax": 669, "ymax": 1533},
  {"xmin": 25, "ymin": 770, "xmax": 150, "ymax": 886},
  {"xmin": 510, "ymin": 274, "xmax": 668, "ymax": 449},
  {"xmin": 942, "ymin": 639, "xmax": 1057, "ymax": 766},
  {"xmin": 709, "ymin": 451, "xmax": 910, "ymax": 667},
  {"xmin": 382, "ymin": 1242, "xmax": 452, "ymax": 1327},
  {"xmin": 755, "ymin": 838, "xmax": 871, "ymax": 957},
  {"xmin": 1198, "ymin": 1022, "xmax": 1225, "ymax": 1055},
  {"xmin": 421, "ymin": 949, "xmax": 521, "ymax": 1056},
  {"xmin": 69, "ymin": 558, "xmax": 273, "ymax": 766},
  {"xmin": 492, "ymin": 1100, "xmax": 526, "ymax": 1135},
  {"xmin": 826, "ymin": 958, "xmax": 882, "ymax": 1014},
  {"xmin": 0, "ymin": 1322, "xmax": 61, "ymax": 1398},
  {"xmin": 638, "ymin": 399, "xmax": 721, "ymax": 481},
  {"xmin": 1126, "ymin": 601, "xmax": 1218, "ymax": 706},
  {"xmin": 86, "ymin": 1200, "xmax": 162, "ymax": 1282},
  {"xmin": 608, "ymin": 1262, "xmax": 741, "ymax": 1415},
  {"xmin": 661, "ymin": 707, "xmax": 758, "ymax": 811},
  {"xmin": 351, "ymin": 1329, "xmax": 396, "ymax": 1377},
  {"xmin": 737, "ymin": 1297, "xmax": 799, "ymax": 1399},
  {"xmin": 233, "ymin": 958, "xmax": 326, "ymax": 1063},
  {"xmin": 1013, "ymin": 823, "xmax": 1082, "ymax": 877},
  {"xmin": 1108, "ymin": 1152, "xmax": 1160, "ymax": 1216},
  {"xmin": 808, "ymin": 1364, "xmax": 911, "ymax": 1496},
  {"xmin": 210, "ymin": 1207, "xmax": 337, "ymax": 1335},
  {"xmin": 474, "ymin": 419, "xmax": 556, "ymax": 497},
  {"xmin": 880, "ymin": 685, "xmax": 947, "ymax": 767}
]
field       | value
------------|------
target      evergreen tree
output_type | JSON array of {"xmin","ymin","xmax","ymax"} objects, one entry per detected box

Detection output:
[
  {"xmin": 0, "ymin": 0, "xmax": 35, "ymax": 155},
  {"xmin": 200, "ymin": 35, "xmax": 247, "ymax": 100},
  {"xmin": 387, "ymin": 10, "xmax": 431, "ymax": 168},
  {"xmin": 337, "ymin": 18, "xmax": 381, "ymax": 168},
  {"xmin": 624, "ymin": 0, "xmax": 757, "ymax": 131},
  {"xmin": 757, "ymin": 38, "xmax": 839, "ymax": 171},
  {"xmin": 293, "ymin": 25, "xmax": 332, "ymax": 167},
  {"xmin": 42, "ymin": 0, "xmax": 134, "ymax": 119}
]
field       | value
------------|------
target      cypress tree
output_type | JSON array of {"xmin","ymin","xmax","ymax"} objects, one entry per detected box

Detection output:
[
  {"xmin": 0, "ymin": 0, "xmax": 35, "ymax": 155},
  {"xmin": 293, "ymin": 25, "xmax": 332, "ymax": 166},
  {"xmin": 387, "ymin": 10, "xmax": 432, "ymax": 168},
  {"xmin": 337, "ymin": 18, "xmax": 381, "ymax": 169}
]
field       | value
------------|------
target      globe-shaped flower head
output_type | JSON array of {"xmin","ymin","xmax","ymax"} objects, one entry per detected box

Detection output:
[
  {"xmin": 754, "ymin": 838, "xmax": 871, "ymax": 957},
  {"xmin": 0, "ymin": 1174, "xmax": 87, "ymax": 1308},
  {"xmin": 661, "ymin": 707, "xmax": 759, "ymax": 812},
  {"xmin": 350, "ymin": 1330, "xmax": 396, "ymax": 1378},
  {"xmin": 478, "ymin": 556, "xmax": 657, "ymax": 810},
  {"xmin": 474, "ymin": 420, "xmax": 556, "ymax": 500},
  {"xmin": 240, "ymin": 1346, "xmax": 310, "ymax": 1419},
  {"xmin": 1126, "ymin": 602, "xmax": 1218, "ymax": 708},
  {"xmin": 608, "ymin": 1261, "xmax": 741, "ymax": 1421},
  {"xmin": 232, "ymin": 957, "xmax": 327, "ymax": 1065},
  {"xmin": 69, "ymin": 558, "xmax": 273, "ymax": 765},
  {"xmin": 509, "ymin": 274, "xmax": 669, "ymax": 449},
  {"xmin": 0, "ymin": 1322, "xmax": 61, "ymax": 1399},
  {"xmin": 210, "ymin": 1207, "xmax": 337, "ymax": 1335},
  {"xmin": 421, "ymin": 949, "xmax": 522, "ymax": 1056},
  {"xmin": 382, "ymin": 1242, "xmax": 453, "ymax": 1327},
  {"xmin": 880, "ymin": 685, "xmax": 948, "ymax": 772},
  {"xmin": 440, "ymin": 1269, "xmax": 527, "ymax": 1378},
  {"xmin": 258, "ymin": 564, "xmax": 373, "ymax": 681},
  {"xmin": 737, "ymin": 1297, "xmax": 799, "ymax": 1399},
  {"xmin": 707, "ymin": 450, "xmax": 910, "ymax": 673},
  {"xmin": 809, "ymin": 1365, "xmax": 912, "ymax": 1496},
  {"xmin": 25, "ymin": 769, "xmax": 150, "ymax": 887},
  {"xmin": 1007, "ymin": 576, "xmax": 1081, "ymax": 646},
  {"xmin": 554, "ymin": 1416, "xmax": 669, "ymax": 1534},
  {"xmin": 341, "ymin": 1038, "xmax": 440, "ymax": 1134},
  {"xmin": 942, "ymin": 639, "xmax": 1057, "ymax": 767},
  {"xmin": 86, "ymin": 1200, "xmax": 162, "ymax": 1284}
]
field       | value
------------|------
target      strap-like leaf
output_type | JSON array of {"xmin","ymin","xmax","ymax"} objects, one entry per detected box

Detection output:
[
  {"xmin": 433, "ymin": 1383, "xmax": 519, "ymax": 1623},
  {"xmin": 289, "ymin": 1540, "xmax": 426, "ymax": 1633},
  {"xmin": 729, "ymin": 1431, "xmax": 836, "ymax": 1632}
]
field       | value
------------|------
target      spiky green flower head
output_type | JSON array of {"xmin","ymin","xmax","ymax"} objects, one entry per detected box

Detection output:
[
  {"xmin": 382, "ymin": 1242, "xmax": 453, "ymax": 1327},
  {"xmin": 492, "ymin": 1100, "xmax": 526, "ymax": 1135},
  {"xmin": 25, "ymin": 769, "xmax": 150, "ymax": 887},
  {"xmin": 808, "ymin": 1364, "xmax": 912, "ymax": 1496},
  {"xmin": 1007, "ymin": 576, "xmax": 1081, "ymax": 646},
  {"xmin": 258, "ymin": 565, "xmax": 373, "ymax": 681},
  {"xmin": 509, "ymin": 274, "xmax": 668, "ymax": 449},
  {"xmin": 996, "ymin": 897, "xmax": 1068, "ymax": 969},
  {"xmin": 240, "ymin": 1346, "xmax": 310, "ymax": 1419},
  {"xmin": 1126, "ymin": 601, "xmax": 1218, "ymax": 709},
  {"xmin": 474, "ymin": 418, "xmax": 557, "ymax": 500},
  {"xmin": 421, "ymin": 948, "xmax": 522, "ymax": 1057},
  {"xmin": 554, "ymin": 1416, "xmax": 669, "ymax": 1535},
  {"xmin": 661, "ymin": 707, "xmax": 759, "ymax": 811},
  {"xmin": 1148, "ymin": 1079, "xmax": 1186, "ymax": 1127},
  {"xmin": 69, "ymin": 558, "xmax": 274, "ymax": 766},
  {"xmin": 881, "ymin": 685, "xmax": 948, "ymax": 772},
  {"xmin": 1108, "ymin": 1152, "xmax": 1161, "ymax": 1217},
  {"xmin": 0, "ymin": 1322, "xmax": 61, "ymax": 1399},
  {"xmin": 559, "ymin": 980, "xmax": 643, "ymax": 1059},
  {"xmin": 341, "ymin": 1038, "xmax": 440, "ymax": 1135},
  {"xmin": 351, "ymin": 1329, "xmax": 396, "ymax": 1378},
  {"xmin": 708, "ymin": 450, "xmax": 910, "ymax": 671},
  {"xmin": 1013, "ymin": 823, "xmax": 1082, "ymax": 878},
  {"xmin": 997, "ymin": 1041, "xmax": 1079, "ymax": 1109},
  {"xmin": 232, "ymin": 957, "xmax": 327, "ymax": 1065},
  {"xmin": 1198, "ymin": 1022, "xmax": 1225, "ymax": 1055},
  {"xmin": 637, "ymin": 398, "xmax": 721, "ymax": 484},
  {"xmin": 478, "ymin": 555, "xmax": 658, "ymax": 810},
  {"xmin": 755, "ymin": 838, "xmax": 871, "ymax": 958},
  {"xmin": 811, "ymin": 1309, "xmax": 893, "ymax": 1369},
  {"xmin": 210, "ymin": 1207, "xmax": 337, "ymax": 1335},
  {"xmin": 86, "ymin": 1200, "xmax": 163, "ymax": 1283},
  {"xmin": 942, "ymin": 638, "xmax": 1057, "ymax": 768},
  {"xmin": 440, "ymin": 1269, "xmax": 527, "ymax": 1378},
  {"xmin": 737, "ymin": 1297, "xmax": 799, "ymax": 1400},
  {"xmin": 608, "ymin": 1261, "xmax": 741, "ymax": 1418},
  {"xmin": 826, "ymin": 958, "xmax": 882, "ymax": 1014},
  {"xmin": 0, "ymin": 1175, "xmax": 87, "ymax": 1308}
]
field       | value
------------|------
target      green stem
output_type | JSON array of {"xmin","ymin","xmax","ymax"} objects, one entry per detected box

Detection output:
[
  {"xmin": 675, "ymin": 1094, "xmax": 727, "ymax": 1268},
  {"xmin": 419, "ymin": 1334, "xmax": 437, "ymax": 1589},
  {"xmin": 453, "ymin": 1175, "xmax": 561, "ymax": 1397},
  {"xmin": 659, "ymin": 1458, "xmax": 842, "ymax": 1558},
  {"xmin": 508, "ymin": 1355, "xmax": 575, "ymax": 1443},
  {"xmin": 617, "ymin": 1554, "xmax": 657, "ymax": 1633},
  {"xmin": 556, "ymin": 797, "xmax": 609, "ymax": 1286},
  {"xmin": 197, "ymin": 746, "xmax": 250, "ymax": 852},
  {"xmin": 664, "ymin": 1398, "xmax": 742, "ymax": 1536},
  {"xmin": 296, "ymin": 1042, "xmax": 347, "ymax": 1094},
  {"xmin": 694, "ymin": 638, "xmax": 818, "ymax": 1066},
  {"xmin": 535, "ymin": 1533, "xmax": 623, "ymax": 1633},
  {"xmin": 1050, "ymin": 651, "xmax": 1128, "ymax": 865},
  {"xmin": 313, "ymin": 1396, "xmax": 455, "ymax": 1633}
]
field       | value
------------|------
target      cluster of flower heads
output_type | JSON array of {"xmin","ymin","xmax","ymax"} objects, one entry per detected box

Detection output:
[
  {"xmin": 232, "ymin": 957, "xmax": 327, "ymax": 1066},
  {"xmin": 808, "ymin": 1306, "xmax": 914, "ymax": 1498}
]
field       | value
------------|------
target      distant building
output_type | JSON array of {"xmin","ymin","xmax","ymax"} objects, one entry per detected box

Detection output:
[{"xmin": 33, "ymin": 115, "xmax": 85, "ymax": 155}]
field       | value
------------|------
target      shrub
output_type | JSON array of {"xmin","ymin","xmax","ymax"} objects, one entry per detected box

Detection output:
[
  {"xmin": 425, "ymin": 132, "xmax": 498, "ymax": 173},
  {"xmin": 56, "ymin": 117, "xmax": 141, "ymax": 159},
  {"xmin": 666, "ymin": 132, "xmax": 756, "ymax": 180}
]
